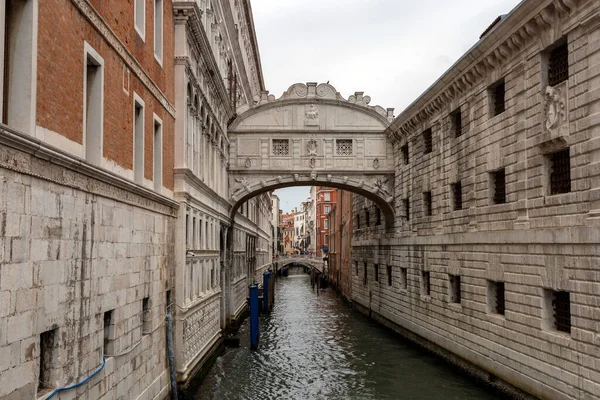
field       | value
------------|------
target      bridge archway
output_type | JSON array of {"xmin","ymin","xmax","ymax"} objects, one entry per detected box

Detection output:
[{"xmin": 228, "ymin": 82, "xmax": 397, "ymax": 230}]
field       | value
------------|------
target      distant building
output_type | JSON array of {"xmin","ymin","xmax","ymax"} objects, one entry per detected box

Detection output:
[
  {"xmin": 315, "ymin": 187, "xmax": 336, "ymax": 256},
  {"xmin": 328, "ymin": 190, "xmax": 354, "ymax": 299}
]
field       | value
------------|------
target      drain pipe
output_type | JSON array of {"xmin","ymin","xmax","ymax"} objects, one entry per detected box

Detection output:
[{"xmin": 166, "ymin": 313, "xmax": 178, "ymax": 400}]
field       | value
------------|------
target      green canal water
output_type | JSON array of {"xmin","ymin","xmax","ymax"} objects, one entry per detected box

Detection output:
[{"xmin": 190, "ymin": 272, "xmax": 508, "ymax": 400}]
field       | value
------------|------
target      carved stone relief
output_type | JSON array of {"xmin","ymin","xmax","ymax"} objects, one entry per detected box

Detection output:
[
  {"xmin": 306, "ymin": 139, "xmax": 318, "ymax": 156},
  {"xmin": 544, "ymin": 85, "xmax": 566, "ymax": 131}
]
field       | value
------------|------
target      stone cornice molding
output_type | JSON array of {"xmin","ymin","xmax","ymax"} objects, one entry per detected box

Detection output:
[
  {"xmin": 174, "ymin": 1, "xmax": 234, "ymax": 119},
  {"xmin": 174, "ymin": 167, "xmax": 232, "ymax": 210},
  {"xmin": 0, "ymin": 124, "xmax": 178, "ymax": 214},
  {"xmin": 70, "ymin": 0, "xmax": 175, "ymax": 117},
  {"xmin": 386, "ymin": 0, "xmax": 590, "ymax": 143},
  {"xmin": 230, "ymin": 83, "xmax": 394, "ymax": 130}
]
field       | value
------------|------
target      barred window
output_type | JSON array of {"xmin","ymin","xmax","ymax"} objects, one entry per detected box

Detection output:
[
  {"xmin": 487, "ymin": 281, "xmax": 505, "ymax": 315},
  {"xmin": 374, "ymin": 264, "xmax": 379, "ymax": 282},
  {"xmin": 363, "ymin": 262, "xmax": 368, "ymax": 285},
  {"xmin": 548, "ymin": 41, "xmax": 569, "ymax": 87},
  {"xmin": 449, "ymin": 275, "xmax": 461, "ymax": 304},
  {"xmin": 336, "ymin": 139, "xmax": 353, "ymax": 155},
  {"xmin": 400, "ymin": 267, "xmax": 408, "ymax": 290},
  {"xmin": 491, "ymin": 169, "xmax": 506, "ymax": 204},
  {"xmin": 549, "ymin": 149, "xmax": 571, "ymax": 195},
  {"xmin": 422, "ymin": 128, "xmax": 432, "ymax": 154},
  {"xmin": 272, "ymin": 139, "xmax": 289, "ymax": 156},
  {"xmin": 451, "ymin": 108, "xmax": 462, "ymax": 138},
  {"xmin": 387, "ymin": 265, "xmax": 392, "ymax": 286},
  {"xmin": 452, "ymin": 181, "xmax": 462, "ymax": 210},
  {"xmin": 401, "ymin": 144, "xmax": 409, "ymax": 165},
  {"xmin": 545, "ymin": 290, "xmax": 571, "ymax": 334},
  {"xmin": 423, "ymin": 191, "xmax": 432, "ymax": 216},
  {"xmin": 421, "ymin": 271, "xmax": 430, "ymax": 296},
  {"xmin": 490, "ymin": 79, "xmax": 505, "ymax": 116},
  {"xmin": 403, "ymin": 198, "xmax": 410, "ymax": 221},
  {"xmin": 375, "ymin": 207, "xmax": 381, "ymax": 225}
]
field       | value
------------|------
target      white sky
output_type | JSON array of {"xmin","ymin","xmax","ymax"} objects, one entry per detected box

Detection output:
[{"xmin": 253, "ymin": 0, "xmax": 523, "ymax": 213}]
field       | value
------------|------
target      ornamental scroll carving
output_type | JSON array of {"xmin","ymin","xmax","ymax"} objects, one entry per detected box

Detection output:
[{"xmin": 544, "ymin": 85, "xmax": 566, "ymax": 131}]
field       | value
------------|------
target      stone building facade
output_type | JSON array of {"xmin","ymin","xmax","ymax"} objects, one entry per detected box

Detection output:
[
  {"xmin": 170, "ymin": 0, "xmax": 271, "ymax": 384},
  {"xmin": 0, "ymin": 0, "xmax": 177, "ymax": 398},
  {"xmin": 351, "ymin": 0, "xmax": 600, "ymax": 398}
]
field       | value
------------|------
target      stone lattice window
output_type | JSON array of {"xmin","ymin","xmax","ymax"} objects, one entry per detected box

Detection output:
[
  {"xmin": 336, "ymin": 139, "xmax": 353, "ymax": 155},
  {"xmin": 272, "ymin": 139, "xmax": 289, "ymax": 156},
  {"xmin": 548, "ymin": 41, "xmax": 569, "ymax": 87},
  {"xmin": 549, "ymin": 149, "xmax": 571, "ymax": 195}
]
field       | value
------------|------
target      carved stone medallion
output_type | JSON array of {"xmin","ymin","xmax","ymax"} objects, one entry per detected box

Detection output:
[
  {"xmin": 306, "ymin": 139, "xmax": 318, "ymax": 156},
  {"xmin": 309, "ymin": 157, "xmax": 316, "ymax": 169},
  {"xmin": 373, "ymin": 158, "xmax": 380, "ymax": 169},
  {"xmin": 244, "ymin": 157, "xmax": 252, "ymax": 168}
]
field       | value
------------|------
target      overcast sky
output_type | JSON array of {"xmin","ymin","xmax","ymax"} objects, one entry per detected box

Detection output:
[{"xmin": 251, "ymin": 0, "xmax": 523, "ymax": 213}]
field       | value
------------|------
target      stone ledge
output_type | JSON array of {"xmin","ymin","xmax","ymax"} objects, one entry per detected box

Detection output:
[{"xmin": 0, "ymin": 124, "xmax": 178, "ymax": 215}]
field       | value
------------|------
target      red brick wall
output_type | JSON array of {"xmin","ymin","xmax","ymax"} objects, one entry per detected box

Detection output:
[{"xmin": 36, "ymin": 0, "xmax": 174, "ymax": 190}]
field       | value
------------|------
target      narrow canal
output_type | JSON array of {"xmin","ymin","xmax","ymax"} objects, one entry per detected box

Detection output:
[{"xmin": 191, "ymin": 271, "xmax": 506, "ymax": 400}]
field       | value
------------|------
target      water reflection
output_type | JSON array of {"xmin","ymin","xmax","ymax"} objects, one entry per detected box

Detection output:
[{"xmin": 192, "ymin": 273, "xmax": 505, "ymax": 400}]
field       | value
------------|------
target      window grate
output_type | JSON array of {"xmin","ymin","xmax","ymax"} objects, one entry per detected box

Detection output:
[
  {"xmin": 387, "ymin": 265, "xmax": 392, "ymax": 286},
  {"xmin": 422, "ymin": 128, "xmax": 432, "ymax": 154},
  {"xmin": 452, "ymin": 108, "xmax": 462, "ymax": 138},
  {"xmin": 272, "ymin": 139, "xmax": 289, "ymax": 156},
  {"xmin": 548, "ymin": 42, "xmax": 569, "ymax": 87},
  {"xmin": 336, "ymin": 139, "xmax": 353, "ymax": 155},
  {"xmin": 492, "ymin": 80, "xmax": 505, "ymax": 116},
  {"xmin": 424, "ymin": 191, "xmax": 432, "ymax": 216},
  {"xmin": 401, "ymin": 144, "xmax": 409, "ymax": 165},
  {"xmin": 400, "ymin": 267, "xmax": 408, "ymax": 290},
  {"xmin": 492, "ymin": 169, "xmax": 506, "ymax": 204},
  {"xmin": 553, "ymin": 291, "xmax": 571, "ymax": 333},
  {"xmin": 452, "ymin": 181, "xmax": 462, "ymax": 210},
  {"xmin": 550, "ymin": 149, "xmax": 571, "ymax": 195},
  {"xmin": 422, "ymin": 271, "xmax": 430, "ymax": 296},
  {"xmin": 495, "ymin": 282, "xmax": 505, "ymax": 315},
  {"xmin": 403, "ymin": 198, "xmax": 410, "ymax": 221},
  {"xmin": 449, "ymin": 275, "xmax": 461, "ymax": 304}
]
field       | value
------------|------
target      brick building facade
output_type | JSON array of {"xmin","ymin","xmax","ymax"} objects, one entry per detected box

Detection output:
[
  {"xmin": 315, "ymin": 186, "xmax": 335, "ymax": 257},
  {"xmin": 327, "ymin": 189, "xmax": 353, "ymax": 300}
]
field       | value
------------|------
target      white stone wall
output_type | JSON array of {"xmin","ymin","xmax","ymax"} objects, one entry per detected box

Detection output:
[
  {"xmin": 351, "ymin": 1, "xmax": 600, "ymax": 399},
  {"xmin": 0, "ymin": 147, "xmax": 175, "ymax": 399}
]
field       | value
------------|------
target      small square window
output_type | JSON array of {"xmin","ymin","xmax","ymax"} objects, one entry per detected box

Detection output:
[
  {"xmin": 403, "ymin": 198, "xmax": 410, "ymax": 221},
  {"xmin": 423, "ymin": 191, "xmax": 432, "ymax": 216},
  {"xmin": 549, "ymin": 149, "xmax": 571, "ymax": 195},
  {"xmin": 543, "ymin": 289, "xmax": 571, "ymax": 334},
  {"xmin": 489, "ymin": 79, "xmax": 505, "ymax": 116},
  {"xmin": 336, "ymin": 139, "xmax": 353, "ymax": 155},
  {"xmin": 374, "ymin": 264, "xmax": 379, "ymax": 282},
  {"xmin": 548, "ymin": 41, "xmax": 569, "ymax": 87},
  {"xmin": 491, "ymin": 169, "xmax": 506, "ymax": 204},
  {"xmin": 421, "ymin": 271, "xmax": 430, "ymax": 296},
  {"xmin": 452, "ymin": 181, "xmax": 462, "ymax": 210},
  {"xmin": 387, "ymin": 265, "xmax": 392, "ymax": 286},
  {"xmin": 449, "ymin": 274, "xmax": 461, "ymax": 304},
  {"xmin": 422, "ymin": 128, "xmax": 432, "ymax": 154},
  {"xmin": 272, "ymin": 139, "xmax": 290, "ymax": 156},
  {"xmin": 401, "ymin": 144, "xmax": 409, "ymax": 165},
  {"xmin": 451, "ymin": 108, "xmax": 462, "ymax": 138},
  {"xmin": 487, "ymin": 281, "xmax": 505, "ymax": 315},
  {"xmin": 400, "ymin": 267, "xmax": 408, "ymax": 290}
]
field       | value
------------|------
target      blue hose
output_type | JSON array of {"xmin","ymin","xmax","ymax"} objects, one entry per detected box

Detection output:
[{"xmin": 45, "ymin": 357, "xmax": 106, "ymax": 399}]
